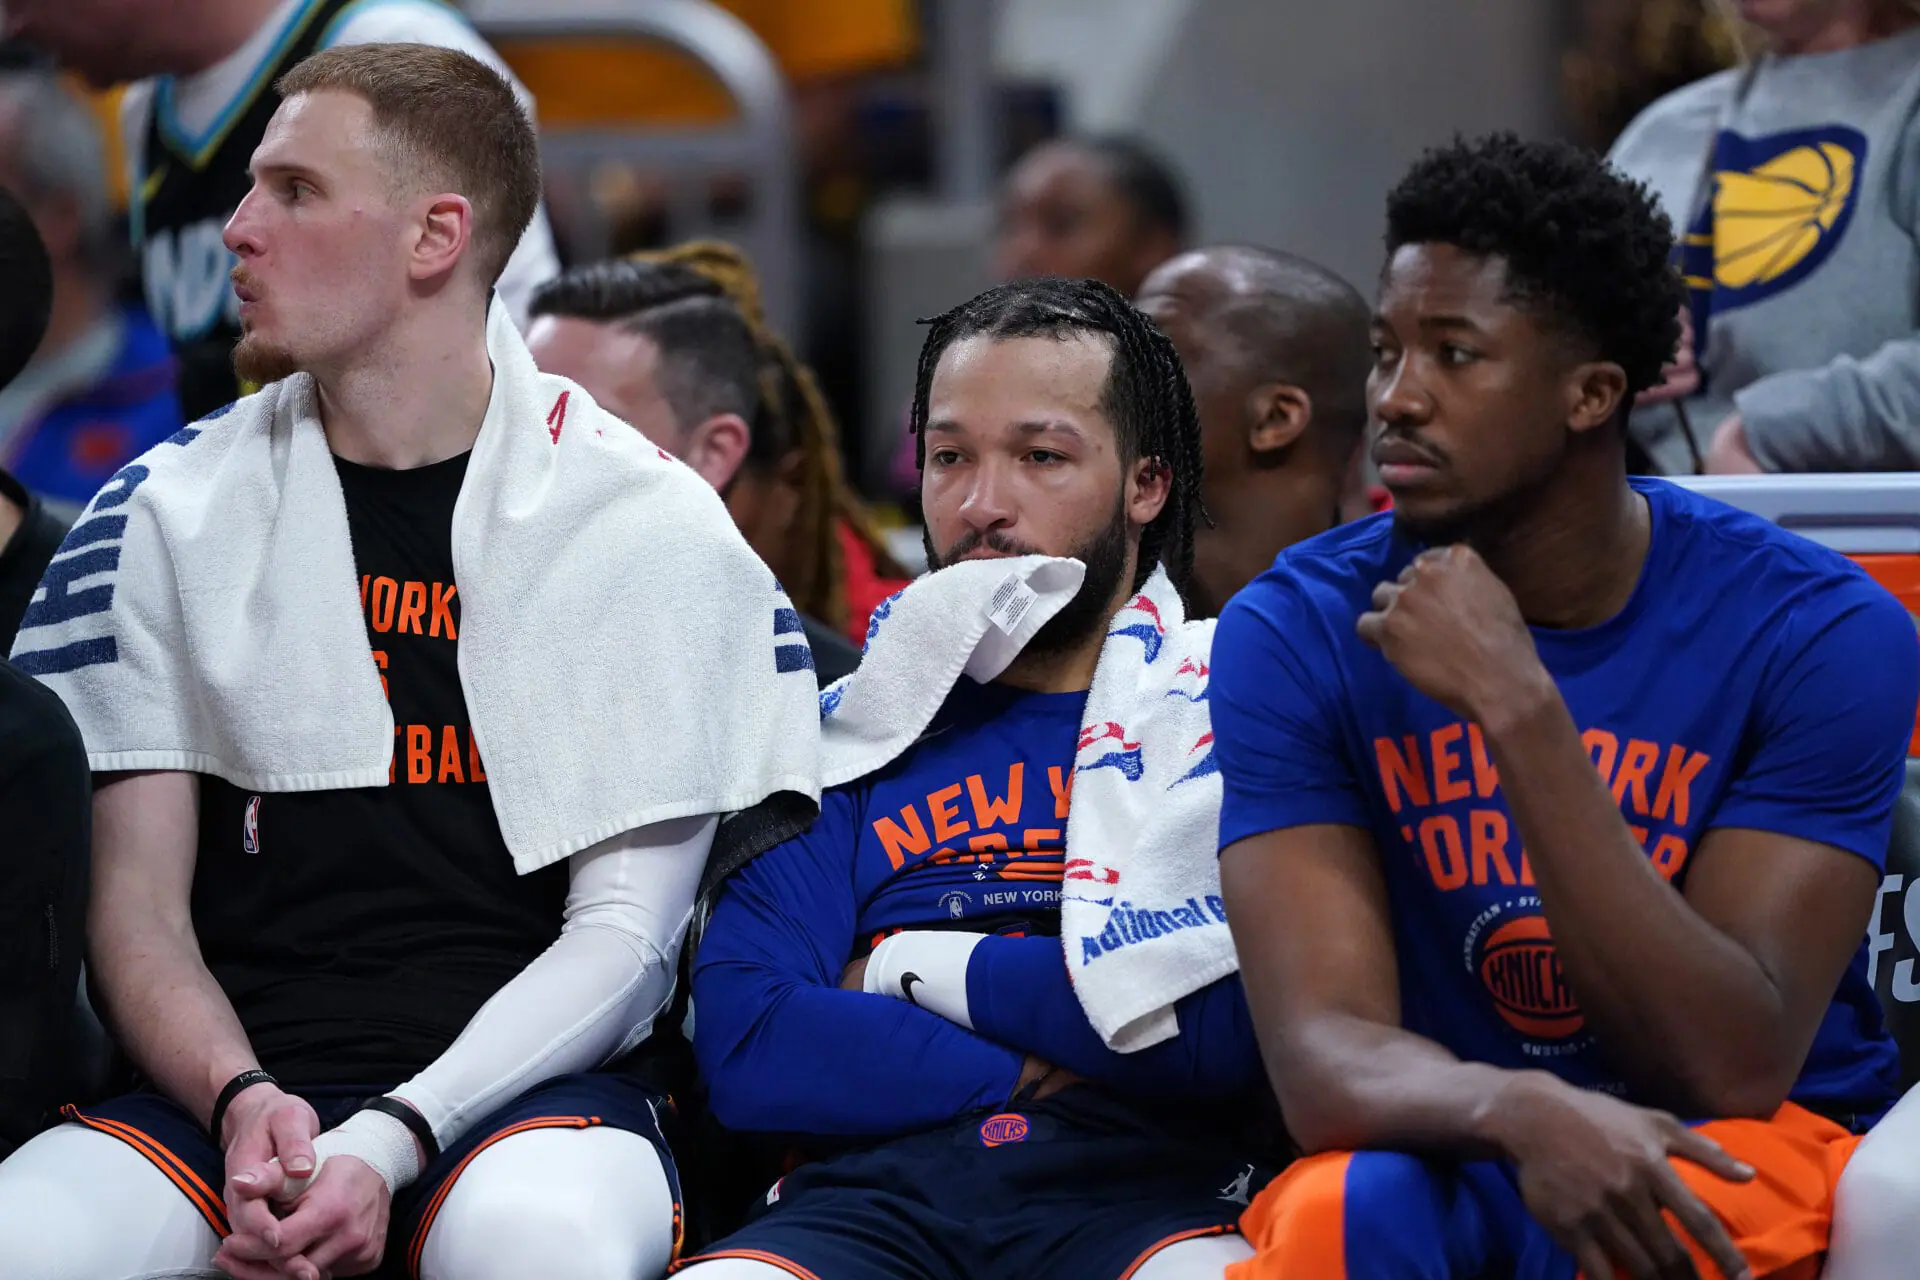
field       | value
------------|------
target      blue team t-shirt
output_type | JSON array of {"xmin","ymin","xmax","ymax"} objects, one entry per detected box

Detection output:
[
  {"xmin": 841, "ymin": 678, "xmax": 1086, "ymax": 943},
  {"xmin": 1211, "ymin": 477, "xmax": 1918, "ymax": 1116}
]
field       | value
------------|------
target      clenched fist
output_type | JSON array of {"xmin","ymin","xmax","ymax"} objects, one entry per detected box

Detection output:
[{"xmin": 1356, "ymin": 544, "xmax": 1549, "ymax": 725}]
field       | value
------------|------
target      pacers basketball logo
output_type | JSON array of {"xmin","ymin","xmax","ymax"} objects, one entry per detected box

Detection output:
[
  {"xmin": 979, "ymin": 1113, "xmax": 1030, "ymax": 1147},
  {"xmin": 1474, "ymin": 911, "xmax": 1583, "ymax": 1040},
  {"xmin": 1681, "ymin": 125, "xmax": 1867, "ymax": 334}
]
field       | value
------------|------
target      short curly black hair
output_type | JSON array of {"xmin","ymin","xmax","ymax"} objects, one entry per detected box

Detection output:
[{"xmin": 1384, "ymin": 132, "xmax": 1683, "ymax": 396}]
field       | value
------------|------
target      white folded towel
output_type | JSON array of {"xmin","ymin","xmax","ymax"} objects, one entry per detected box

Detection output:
[
  {"xmin": 11, "ymin": 299, "xmax": 821, "ymax": 872},
  {"xmin": 818, "ymin": 556, "xmax": 1231, "ymax": 1052}
]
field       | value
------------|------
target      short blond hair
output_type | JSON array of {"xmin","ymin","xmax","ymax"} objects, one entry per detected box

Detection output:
[{"xmin": 278, "ymin": 42, "xmax": 540, "ymax": 286}]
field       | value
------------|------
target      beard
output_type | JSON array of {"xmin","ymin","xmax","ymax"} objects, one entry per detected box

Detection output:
[
  {"xmin": 231, "ymin": 331, "xmax": 301, "ymax": 388},
  {"xmin": 924, "ymin": 494, "xmax": 1133, "ymax": 665}
]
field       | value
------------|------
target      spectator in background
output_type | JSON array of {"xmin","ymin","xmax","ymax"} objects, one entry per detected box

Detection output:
[
  {"xmin": 1611, "ymin": 0, "xmax": 1920, "ymax": 473},
  {"xmin": 0, "ymin": 181, "xmax": 90, "ymax": 1166},
  {"xmin": 1138, "ymin": 245, "xmax": 1372, "ymax": 618},
  {"xmin": 0, "ymin": 70, "xmax": 179, "ymax": 515},
  {"xmin": 534, "ymin": 241, "xmax": 910, "ymax": 653},
  {"xmin": 528, "ymin": 254, "xmax": 866, "ymax": 682},
  {"xmin": 995, "ymin": 135, "xmax": 1189, "ymax": 299},
  {"xmin": 0, "ymin": 0, "xmax": 560, "ymax": 424}
]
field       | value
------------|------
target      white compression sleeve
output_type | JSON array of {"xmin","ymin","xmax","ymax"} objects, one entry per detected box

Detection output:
[{"xmin": 383, "ymin": 815, "xmax": 716, "ymax": 1172}]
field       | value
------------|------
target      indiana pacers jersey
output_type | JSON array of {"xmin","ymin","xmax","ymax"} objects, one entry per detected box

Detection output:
[
  {"xmin": 134, "ymin": 0, "xmax": 353, "ymax": 423},
  {"xmin": 1212, "ymin": 479, "xmax": 1918, "ymax": 1119}
]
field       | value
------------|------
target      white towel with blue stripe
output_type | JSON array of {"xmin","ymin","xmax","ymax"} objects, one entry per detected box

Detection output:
[
  {"xmin": 818, "ymin": 557, "xmax": 1230, "ymax": 1052},
  {"xmin": 10, "ymin": 299, "xmax": 821, "ymax": 873}
]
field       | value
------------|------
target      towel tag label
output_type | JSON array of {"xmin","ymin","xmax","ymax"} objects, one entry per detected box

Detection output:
[{"xmin": 986, "ymin": 574, "xmax": 1038, "ymax": 635}]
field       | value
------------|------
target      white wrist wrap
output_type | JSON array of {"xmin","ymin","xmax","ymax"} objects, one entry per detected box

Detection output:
[
  {"xmin": 280, "ymin": 1107, "xmax": 424, "ymax": 1199},
  {"xmin": 864, "ymin": 931, "xmax": 987, "ymax": 1029}
]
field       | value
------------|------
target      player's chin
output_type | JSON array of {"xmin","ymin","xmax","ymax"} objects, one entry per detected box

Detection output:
[{"xmin": 1386, "ymin": 488, "xmax": 1472, "ymax": 545}]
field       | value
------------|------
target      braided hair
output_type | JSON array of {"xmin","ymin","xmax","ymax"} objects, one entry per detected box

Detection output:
[{"xmin": 908, "ymin": 277, "xmax": 1206, "ymax": 594}]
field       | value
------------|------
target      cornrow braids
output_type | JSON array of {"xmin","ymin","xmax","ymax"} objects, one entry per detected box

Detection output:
[
  {"xmin": 908, "ymin": 277, "xmax": 1207, "ymax": 595},
  {"xmin": 628, "ymin": 241, "xmax": 909, "ymax": 630}
]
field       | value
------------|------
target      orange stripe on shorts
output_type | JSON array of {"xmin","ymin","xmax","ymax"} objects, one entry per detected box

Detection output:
[
  {"xmin": 406, "ymin": 1115, "xmax": 598, "ymax": 1278},
  {"xmin": 60, "ymin": 1106, "xmax": 230, "ymax": 1237}
]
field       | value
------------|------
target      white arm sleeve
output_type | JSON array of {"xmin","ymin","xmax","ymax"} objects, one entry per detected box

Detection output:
[{"xmin": 387, "ymin": 814, "xmax": 716, "ymax": 1153}]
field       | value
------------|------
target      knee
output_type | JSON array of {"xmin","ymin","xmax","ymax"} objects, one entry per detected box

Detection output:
[
  {"xmin": 0, "ymin": 1159, "xmax": 95, "ymax": 1279},
  {"xmin": 419, "ymin": 1131, "xmax": 676, "ymax": 1280},
  {"xmin": 1835, "ymin": 1129, "xmax": 1920, "ymax": 1247}
]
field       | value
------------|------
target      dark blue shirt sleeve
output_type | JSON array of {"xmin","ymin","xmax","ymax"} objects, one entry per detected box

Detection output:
[
  {"xmin": 691, "ymin": 786, "xmax": 1025, "ymax": 1137},
  {"xmin": 1710, "ymin": 579, "xmax": 1920, "ymax": 868},
  {"xmin": 965, "ymin": 935, "xmax": 1262, "ymax": 1097},
  {"xmin": 1212, "ymin": 572, "xmax": 1372, "ymax": 850}
]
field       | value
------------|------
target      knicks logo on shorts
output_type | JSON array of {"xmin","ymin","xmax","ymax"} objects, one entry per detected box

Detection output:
[
  {"xmin": 1475, "ymin": 913, "xmax": 1583, "ymax": 1040},
  {"xmin": 979, "ymin": 1113, "xmax": 1031, "ymax": 1147}
]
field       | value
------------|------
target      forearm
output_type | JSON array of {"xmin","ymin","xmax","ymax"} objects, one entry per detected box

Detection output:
[
  {"xmin": 1737, "ymin": 344, "xmax": 1920, "ymax": 471},
  {"xmin": 695, "ymin": 962, "xmax": 1023, "ymax": 1136},
  {"xmin": 1481, "ymin": 681, "xmax": 1789, "ymax": 1107},
  {"xmin": 90, "ymin": 917, "xmax": 258, "ymax": 1128},
  {"xmin": 1273, "ymin": 1009, "xmax": 1522, "ymax": 1157},
  {"xmin": 393, "ymin": 817, "xmax": 712, "ymax": 1151},
  {"xmin": 88, "ymin": 770, "xmax": 255, "ymax": 1129},
  {"xmin": 964, "ymin": 936, "xmax": 1262, "ymax": 1097}
]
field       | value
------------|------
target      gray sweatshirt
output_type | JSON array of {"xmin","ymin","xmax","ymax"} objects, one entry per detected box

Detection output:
[{"xmin": 1609, "ymin": 27, "xmax": 1920, "ymax": 473}]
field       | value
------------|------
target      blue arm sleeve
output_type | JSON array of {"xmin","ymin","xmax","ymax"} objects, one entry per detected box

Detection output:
[
  {"xmin": 691, "ymin": 788, "xmax": 1025, "ymax": 1137},
  {"xmin": 965, "ymin": 935, "xmax": 1262, "ymax": 1098},
  {"xmin": 1710, "ymin": 579, "xmax": 1920, "ymax": 868}
]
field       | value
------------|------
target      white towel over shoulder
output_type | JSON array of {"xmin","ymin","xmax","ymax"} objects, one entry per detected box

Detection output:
[
  {"xmin": 817, "ymin": 557, "xmax": 1231, "ymax": 1053},
  {"xmin": 11, "ymin": 300, "xmax": 821, "ymax": 871}
]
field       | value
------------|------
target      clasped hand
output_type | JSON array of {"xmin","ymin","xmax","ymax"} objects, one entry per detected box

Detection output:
[{"xmin": 214, "ymin": 1086, "xmax": 390, "ymax": 1280}]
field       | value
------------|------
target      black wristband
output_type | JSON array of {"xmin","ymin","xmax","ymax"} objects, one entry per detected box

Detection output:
[
  {"xmin": 360, "ymin": 1095, "xmax": 440, "ymax": 1164},
  {"xmin": 209, "ymin": 1069, "xmax": 277, "ymax": 1142}
]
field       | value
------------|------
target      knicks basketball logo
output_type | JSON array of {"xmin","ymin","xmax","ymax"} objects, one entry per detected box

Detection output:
[
  {"xmin": 979, "ymin": 1113, "xmax": 1031, "ymax": 1147},
  {"xmin": 1475, "ymin": 913, "xmax": 1583, "ymax": 1040},
  {"xmin": 1682, "ymin": 125, "xmax": 1867, "ymax": 332}
]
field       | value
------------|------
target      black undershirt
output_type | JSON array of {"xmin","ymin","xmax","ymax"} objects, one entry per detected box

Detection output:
[{"xmin": 192, "ymin": 452, "xmax": 566, "ymax": 1087}]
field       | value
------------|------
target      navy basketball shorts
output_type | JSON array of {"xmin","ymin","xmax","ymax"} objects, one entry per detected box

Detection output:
[
  {"xmin": 65, "ymin": 1071, "xmax": 681, "ymax": 1279},
  {"xmin": 674, "ymin": 1087, "xmax": 1276, "ymax": 1280}
]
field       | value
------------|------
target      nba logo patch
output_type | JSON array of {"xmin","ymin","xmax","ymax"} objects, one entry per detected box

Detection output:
[
  {"xmin": 243, "ymin": 796, "xmax": 261, "ymax": 855},
  {"xmin": 978, "ymin": 1113, "xmax": 1030, "ymax": 1147}
]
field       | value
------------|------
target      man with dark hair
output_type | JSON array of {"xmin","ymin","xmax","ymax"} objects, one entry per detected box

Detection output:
[
  {"xmin": 0, "ymin": 44, "xmax": 819, "ymax": 1280},
  {"xmin": 1213, "ymin": 132, "xmax": 1917, "ymax": 1279},
  {"xmin": 678, "ymin": 277, "xmax": 1268, "ymax": 1280},
  {"xmin": 1137, "ymin": 245, "xmax": 1372, "ymax": 617},
  {"xmin": 995, "ymin": 135, "xmax": 1189, "ymax": 298},
  {"xmin": 527, "ymin": 249, "xmax": 911, "ymax": 681},
  {"xmin": 0, "ymin": 182, "xmax": 89, "ymax": 1165}
]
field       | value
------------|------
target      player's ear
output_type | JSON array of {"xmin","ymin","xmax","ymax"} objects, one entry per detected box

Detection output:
[
  {"xmin": 411, "ymin": 193, "xmax": 472, "ymax": 282},
  {"xmin": 1567, "ymin": 361, "xmax": 1628, "ymax": 436},
  {"xmin": 1126, "ymin": 455, "xmax": 1172, "ymax": 527},
  {"xmin": 1248, "ymin": 383, "xmax": 1311, "ymax": 455}
]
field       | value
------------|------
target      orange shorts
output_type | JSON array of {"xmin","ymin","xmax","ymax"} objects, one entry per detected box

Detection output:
[{"xmin": 1228, "ymin": 1102, "xmax": 1858, "ymax": 1280}]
